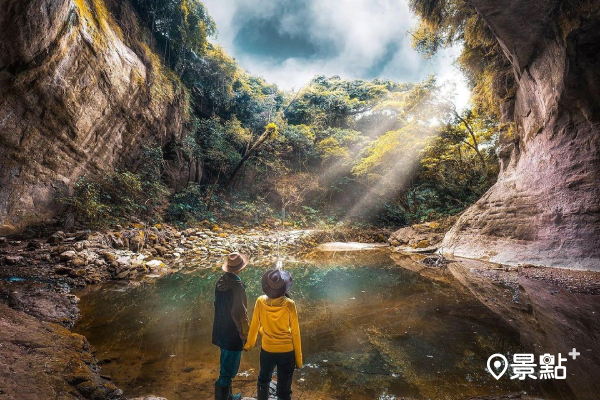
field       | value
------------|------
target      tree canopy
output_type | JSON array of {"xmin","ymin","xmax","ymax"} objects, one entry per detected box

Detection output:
[
  {"xmin": 409, "ymin": 0, "xmax": 515, "ymax": 117},
  {"xmin": 65, "ymin": 0, "xmax": 502, "ymax": 228}
]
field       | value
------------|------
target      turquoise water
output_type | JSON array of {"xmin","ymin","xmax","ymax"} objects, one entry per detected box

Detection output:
[{"xmin": 75, "ymin": 252, "xmax": 545, "ymax": 400}]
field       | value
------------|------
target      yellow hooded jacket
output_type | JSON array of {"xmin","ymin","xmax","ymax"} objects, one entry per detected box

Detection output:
[{"xmin": 243, "ymin": 295, "xmax": 303, "ymax": 368}]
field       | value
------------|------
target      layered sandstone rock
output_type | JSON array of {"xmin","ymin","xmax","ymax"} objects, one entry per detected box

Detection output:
[
  {"xmin": 0, "ymin": 302, "xmax": 122, "ymax": 399},
  {"xmin": 442, "ymin": 0, "xmax": 600, "ymax": 270},
  {"xmin": 0, "ymin": 0, "xmax": 188, "ymax": 235}
]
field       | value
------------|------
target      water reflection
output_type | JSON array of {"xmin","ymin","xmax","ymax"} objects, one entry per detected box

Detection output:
[{"xmin": 76, "ymin": 252, "xmax": 550, "ymax": 399}]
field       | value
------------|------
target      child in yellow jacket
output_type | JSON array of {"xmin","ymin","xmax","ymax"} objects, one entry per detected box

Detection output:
[{"xmin": 244, "ymin": 269, "xmax": 302, "ymax": 400}]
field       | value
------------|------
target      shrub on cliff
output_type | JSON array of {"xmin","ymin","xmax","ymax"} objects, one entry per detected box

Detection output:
[
  {"xmin": 63, "ymin": 171, "xmax": 168, "ymax": 228},
  {"xmin": 166, "ymin": 183, "xmax": 211, "ymax": 225}
]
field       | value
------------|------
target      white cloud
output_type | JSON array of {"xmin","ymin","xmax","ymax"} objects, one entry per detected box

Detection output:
[{"xmin": 202, "ymin": 0, "xmax": 471, "ymax": 108}]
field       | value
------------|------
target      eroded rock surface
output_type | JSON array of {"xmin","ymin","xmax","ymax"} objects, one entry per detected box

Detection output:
[
  {"xmin": 442, "ymin": 1, "xmax": 600, "ymax": 270},
  {"xmin": 0, "ymin": 282, "xmax": 80, "ymax": 328},
  {"xmin": 0, "ymin": 302, "xmax": 122, "ymax": 399},
  {"xmin": 0, "ymin": 0, "xmax": 188, "ymax": 235}
]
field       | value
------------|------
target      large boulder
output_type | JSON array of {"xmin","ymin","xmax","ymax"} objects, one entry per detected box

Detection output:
[
  {"xmin": 443, "ymin": 0, "xmax": 600, "ymax": 270},
  {"xmin": 389, "ymin": 217, "xmax": 457, "ymax": 251}
]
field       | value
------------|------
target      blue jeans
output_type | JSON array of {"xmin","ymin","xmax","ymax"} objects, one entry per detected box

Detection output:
[{"xmin": 216, "ymin": 348, "xmax": 242, "ymax": 387}]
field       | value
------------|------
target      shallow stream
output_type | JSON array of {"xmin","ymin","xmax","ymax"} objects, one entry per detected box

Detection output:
[{"xmin": 75, "ymin": 252, "xmax": 555, "ymax": 399}]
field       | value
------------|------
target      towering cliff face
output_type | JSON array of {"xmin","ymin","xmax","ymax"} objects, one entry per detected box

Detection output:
[
  {"xmin": 0, "ymin": 0, "xmax": 189, "ymax": 235},
  {"xmin": 443, "ymin": 1, "xmax": 600, "ymax": 270}
]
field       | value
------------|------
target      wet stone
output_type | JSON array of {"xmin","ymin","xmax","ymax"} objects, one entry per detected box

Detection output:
[
  {"xmin": 72, "ymin": 256, "xmax": 86, "ymax": 268},
  {"xmin": 146, "ymin": 260, "xmax": 165, "ymax": 270},
  {"xmin": 154, "ymin": 246, "xmax": 167, "ymax": 256},
  {"xmin": 74, "ymin": 230, "xmax": 92, "ymax": 240},
  {"xmin": 60, "ymin": 251, "xmax": 76, "ymax": 261},
  {"xmin": 128, "ymin": 397, "xmax": 168, "ymax": 400},
  {"xmin": 47, "ymin": 231, "xmax": 65, "ymax": 245},
  {"xmin": 102, "ymin": 252, "xmax": 117, "ymax": 264},
  {"xmin": 55, "ymin": 266, "xmax": 72, "ymax": 275},
  {"xmin": 110, "ymin": 235, "xmax": 124, "ymax": 249},
  {"xmin": 3, "ymin": 255, "xmax": 24, "ymax": 265},
  {"xmin": 70, "ymin": 268, "xmax": 86, "ymax": 278},
  {"xmin": 116, "ymin": 256, "xmax": 132, "ymax": 267},
  {"xmin": 37, "ymin": 253, "xmax": 52, "ymax": 262},
  {"xmin": 26, "ymin": 240, "xmax": 42, "ymax": 249}
]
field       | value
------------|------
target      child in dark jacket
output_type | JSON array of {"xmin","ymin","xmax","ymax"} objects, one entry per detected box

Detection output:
[{"xmin": 212, "ymin": 253, "xmax": 250, "ymax": 400}]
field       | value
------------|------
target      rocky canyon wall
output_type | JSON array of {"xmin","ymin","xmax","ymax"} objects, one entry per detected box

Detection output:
[
  {"xmin": 442, "ymin": 0, "xmax": 600, "ymax": 270},
  {"xmin": 0, "ymin": 0, "xmax": 189, "ymax": 235}
]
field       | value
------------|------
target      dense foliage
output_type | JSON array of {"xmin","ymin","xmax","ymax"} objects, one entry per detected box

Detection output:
[
  {"xmin": 282, "ymin": 76, "xmax": 498, "ymax": 224},
  {"xmin": 63, "ymin": 171, "xmax": 169, "ymax": 228},
  {"xmin": 65, "ymin": 0, "xmax": 501, "ymax": 229},
  {"xmin": 408, "ymin": 0, "xmax": 515, "ymax": 116},
  {"xmin": 130, "ymin": 0, "xmax": 215, "ymax": 74}
]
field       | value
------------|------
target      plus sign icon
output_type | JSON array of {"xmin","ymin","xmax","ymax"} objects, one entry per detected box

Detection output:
[{"xmin": 569, "ymin": 348, "xmax": 580, "ymax": 360}]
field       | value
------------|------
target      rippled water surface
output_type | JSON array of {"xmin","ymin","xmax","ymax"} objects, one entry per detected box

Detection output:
[{"xmin": 75, "ymin": 252, "xmax": 548, "ymax": 399}]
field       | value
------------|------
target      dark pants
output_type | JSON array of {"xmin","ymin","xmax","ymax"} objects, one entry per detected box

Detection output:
[
  {"xmin": 216, "ymin": 348, "xmax": 242, "ymax": 387},
  {"xmin": 258, "ymin": 349, "xmax": 295, "ymax": 400}
]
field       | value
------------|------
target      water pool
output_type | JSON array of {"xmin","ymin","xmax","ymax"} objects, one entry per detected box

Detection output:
[{"xmin": 75, "ymin": 252, "xmax": 547, "ymax": 399}]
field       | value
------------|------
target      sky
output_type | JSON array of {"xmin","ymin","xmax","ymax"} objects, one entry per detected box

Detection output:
[{"xmin": 202, "ymin": 0, "xmax": 471, "ymax": 109}]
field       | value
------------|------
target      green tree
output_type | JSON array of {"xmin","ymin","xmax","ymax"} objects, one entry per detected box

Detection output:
[
  {"xmin": 408, "ymin": 0, "xmax": 515, "ymax": 116},
  {"xmin": 226, "ymin": 122, "xmax": 279, "ymax": 187},
  {"xmin": 351, "ymin": 77, "xmax": 499, "ymax": 222},
  {"xmin": 285, "ymin": 76, "xmax": 403, "ymax": 130},
  {"xmin": 131, "ymin": 0, "xmax": 216, "ymax": 72}
]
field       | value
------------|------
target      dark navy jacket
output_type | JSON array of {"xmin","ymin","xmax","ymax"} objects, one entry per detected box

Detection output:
[{"xmin": 212, "ymin": 272, "xmax": 249, "ymax": 351}]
